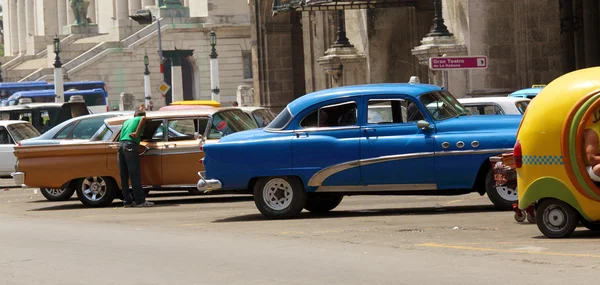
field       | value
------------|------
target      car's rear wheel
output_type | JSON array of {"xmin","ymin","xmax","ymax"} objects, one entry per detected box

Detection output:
[
  {"xmin": 536, "ymin": 199, "xmax": 578, "ymax": 238},
  {"xmin": 485, "ymin": 169, "xmax": 517, "ymax": 210},
  {"xmin": 76, "ymin": 176, "xmax": 117, "ymax": 207},
  {"xmin": 40, "ymin": 187, "xmax": 75, "ymax": 201},
  {"xmin": 253, "ymin": 176, "xmax": 306, "ymax": 219},
  {"xmin": 304, "ymin": 195, "xmax": 343, "ymax": 214}
]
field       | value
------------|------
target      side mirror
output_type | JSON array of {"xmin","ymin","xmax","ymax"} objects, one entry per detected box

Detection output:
[
  {"xmin": 417, "ymin": 120, "xmax": 433, "ymax": 130},
  {"xmin": 194, "ymin": 132, "xmax": 202, "ymax": 140}
]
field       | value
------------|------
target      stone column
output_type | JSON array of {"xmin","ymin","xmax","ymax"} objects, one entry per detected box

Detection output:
[
  {"xmin": 17, "ymin": 0, "xmax": 27, "ymax": 55},
  {"xmin": 8, "ymin": 0, "xmax": 20, "ymax": 56},
  {"xmin": 129, "ymin": 0, "xmax": 142, "ymax": 15},
  {"xmin": 184, "ymin": 0, "xmax": 190, "ymax": 6},
  {"xmin": 116, "ymin": 0, "xmax": 130, "ymax": 21},
  {"xmin": 57, "ymin": 0, "xmax": 67, "ymax": 32},
  {"xmin": 142, "ymin": 0, "xmax": 155, "ymax": 8},
  {"xmin": 171, "ymin": 57, "xmax": 184, "ymax": 102},
  {"xmin": 66, "ymin": 0, "xmax": 74, "ymax": 25},
  {"xmin": 25, "ymin": 0, "xmax": 35, "ymax": 38},
  {"xmin": 88, "ymin": 0, "xmax": 97, "ymax": 24}
]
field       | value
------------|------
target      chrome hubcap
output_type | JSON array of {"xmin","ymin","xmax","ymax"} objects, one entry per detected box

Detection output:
[
  {"xmin": 82, "ymin": 177, "xmax": 107, "ymax": 202},
  {"xmin": 45, "ymin": 188, "xmax": 65, "ymax": 196},
  {"xmin": 543, "ymin": 205, "xmax": 567, "ymax": 232},
  {"xmin": 263, "ymin": 178, "xmax": 293, "ymax": 211}
]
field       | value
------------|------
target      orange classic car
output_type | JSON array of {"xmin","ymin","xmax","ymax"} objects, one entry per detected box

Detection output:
[{"xmin": 12, "ymin": 108, "xmax": 258, "ymax": 207}]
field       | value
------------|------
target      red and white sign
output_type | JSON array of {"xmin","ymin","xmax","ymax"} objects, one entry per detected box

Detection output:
[{"xmin": 429, "ymin": 56, "xmax": 488, "ymax": 70}]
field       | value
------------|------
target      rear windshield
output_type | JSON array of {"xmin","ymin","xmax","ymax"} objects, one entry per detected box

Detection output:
[
  {"xmin": 252, "ymin": 109, "xmax": 276, "ymax": 127},
  {"xmin": 515, "ymin": 101, "xmax": 529, "ymax": 114},
  {"xmin": 208, "ymin": 109, "xmax": 258, "ymax": 139},
  {"xmin": 8, "ymin": 123, "xmax": 40, "ymax": 142}
]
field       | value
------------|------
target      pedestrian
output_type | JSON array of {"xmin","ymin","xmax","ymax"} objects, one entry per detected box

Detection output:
[
  {"xmin": 232, "ymin": 101, "xmax": 239, "ymax": 107},
  {"xmin": 118, "ymin": 106, "xmax": 154, "ymax": 207}
]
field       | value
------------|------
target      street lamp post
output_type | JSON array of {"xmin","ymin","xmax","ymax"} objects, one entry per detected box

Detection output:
[
  {"xmin": 129, "ymin": 10, "xmax": 164, "ymax": 103},
  {"xmin": 53, "ymin": 36, "xmax": 65, "ymax": 103},
  {"xmin": 209, "ymin": 30, "xmax": 220, "ymax": 102},
  {"xmin": 144, "ymin": 54, "xmax": 152, "ymax": 110},
  {"xmin": 426, "ymin": 0, "xmax": 453, "ymax": 37}
]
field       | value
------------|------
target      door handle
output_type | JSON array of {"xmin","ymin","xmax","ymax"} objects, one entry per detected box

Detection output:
[
  {"xmin": 107, "ymin": 144, "xmax": 118, "ymax": 149},
  {"xmin": 363, "ymin": 128, "xmax": 376, "ymax": 132},
  {"xmin": 165, "ymin": 143, "xmax": 177, "ymax": 148},
  {"xmin": 295, "ymin": 131, "xmax": 308, "ymax": 138}
]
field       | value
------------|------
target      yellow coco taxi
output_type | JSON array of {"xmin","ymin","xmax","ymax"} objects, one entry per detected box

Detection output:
[{"xmin": 514, "ymin": 66, "xmax": 600, "ymax": 238}]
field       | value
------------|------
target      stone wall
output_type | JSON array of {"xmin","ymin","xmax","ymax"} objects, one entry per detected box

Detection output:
[{"xmin": 69, "ymin": 26, "xmax": 252, "ymax": 109}]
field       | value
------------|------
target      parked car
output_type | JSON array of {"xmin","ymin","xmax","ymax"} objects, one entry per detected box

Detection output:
[
  {"xmin": 12, "ymin": 108, "xmax": 258, "ymax": 207},
  {"xmin": 508, "ymin": 85, "xmax": 545, "ymax": 99},
  {"xmin": 0, "ymin": 121, "xmax": 40, "ymax": 177},
  {"xmin": 197, "ymin": 83, "xmax": 522, "ymax": 219},
  {"xmin": 159, "ymin": 105, "xmax": 277, "ymax": 128},
  {"xmin": 18, "ymin": 111, "xmax": 133, "ymax": 202},
  {"xmin": 458, "ymin": 97, "xmax": 530, "ymax": 115},
  {"xmin": 0, "ymin": 101, "xmax": 90, "ymax": 134}
]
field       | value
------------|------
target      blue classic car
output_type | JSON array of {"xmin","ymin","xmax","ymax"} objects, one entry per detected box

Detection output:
[{"xmin": 197, "ymin": 83, "xmax": 522, "ymax": 219}]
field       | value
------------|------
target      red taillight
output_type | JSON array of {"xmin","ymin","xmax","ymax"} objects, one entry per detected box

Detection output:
[
  {"xmin": 17, "ymin": 142, "xmax": 21, "ymax": 146},
  {"xmin": 199, "ymin": 145, "xmax": 203, "ymax": 152},
  {"xmin": 199, "ymin": 158, "xmax": 204, "ymax": 165},
  {"xmin": 514, "ymin": 140, "xmax": 522, "ymax": 168}
]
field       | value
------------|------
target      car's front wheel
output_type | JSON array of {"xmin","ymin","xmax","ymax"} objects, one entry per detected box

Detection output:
[
  {"xmin": 304, "ymin": 195, "xmax": 343, "ymax": 214},
  {"xmin": 75, "ymin": 176, "xmax": 117, "ymax": 207},
  {"xmin": 253, "ymin": 176, "xmax": 306, "ymax": 219},
  {"xmin": 485, "ymin": 169, "xmax": 517, "ymax": 210},
  {"xmin": 40, "ymin": 187, "xmax": 75, "ymax": 201},
  {"xmin": 536, "ymin": 199, "xmax": 579, "ymax": 238}
]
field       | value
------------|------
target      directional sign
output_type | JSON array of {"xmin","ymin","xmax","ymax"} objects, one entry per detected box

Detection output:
[
  {"xmin": 429, "ymin": 56, "xmax": 488, "ymax": 70},
  {"xmin": 156, "ymin": 81, "xmax": 171, "ymax": 95}
]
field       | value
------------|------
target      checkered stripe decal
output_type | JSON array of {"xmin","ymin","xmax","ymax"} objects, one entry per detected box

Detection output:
[{"xmin": 522, "ymin": 155, "xmax": 564, "ymax": 165}]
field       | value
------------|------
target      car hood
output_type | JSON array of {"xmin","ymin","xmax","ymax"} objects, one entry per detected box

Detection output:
[{"xmin": 434, "ymin": 115, "xmax": 522, "ymax": 133}]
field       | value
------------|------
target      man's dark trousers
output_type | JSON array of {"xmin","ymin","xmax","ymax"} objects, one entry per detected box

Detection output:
[{"xmin": 118, "ymin": 141, "xmax": 146, "ymax": 205}]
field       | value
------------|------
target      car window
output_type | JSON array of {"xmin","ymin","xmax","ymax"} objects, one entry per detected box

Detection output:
[
  {"xmin": 300, "ymin": 101, "xmax": 358, "ymax": 128},
  {"xmin": 420, "ymin": 91, "xmax": 468, "ymax": 120},
  {"xmin": 266, "ymin": 108, "xmax": 292, "ymax": 130},
  {"xmin": 164, "ymin": 118, "xmax": 208, "ymax": 141},
  {"xmin": 208, "ymin": 110, "xmax": 258, "ymax": 139},
  {"xmin": 464, "ymin": 104, "xmax": 503, "ymax": 115},
  {"xmin": 8, "ymin": 123, "xmax": 40, "ymax": 143},
  {"xmin": 71, "ymin": 117, "xmax": 108, "ymax": 140},
  {"xmin": 55, "ymin": 122, "xmax": 76, "ymax": 139},
  {"xmin": 0, "ymin": 127, "xmax": 10, "ymax": 144},
  {"xmin": 252, "ymin": 109, "xmax": 276, "ymax": 127},
  {"xmin": 91, "ymin": 124, "xmax": 114, "ymax": 142},
  {"xmin": 515, "ymin": 101, "xmax": 529, "ymax": 114},
  {"xmin": 367, "ymin": 99, "xmax": 425, "ymax": 124}
]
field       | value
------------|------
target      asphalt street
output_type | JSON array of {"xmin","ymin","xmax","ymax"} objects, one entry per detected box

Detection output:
[{"xmin": 1, "ymin": 180, "xmax": 599, "ymax": 284}]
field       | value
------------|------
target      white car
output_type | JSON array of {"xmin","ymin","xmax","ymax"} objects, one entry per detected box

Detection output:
[
  {"xmin": 0, "ymin": 120, "xmax": 40, "ymax": 177},
  {"xmin": 458, "ymin": 97, "xmax": 530, "ymax": 115}
]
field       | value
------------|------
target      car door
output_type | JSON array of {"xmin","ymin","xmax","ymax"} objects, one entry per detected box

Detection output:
[
  {"xmin": 292, "ymin": 100, "xmax": 361, "ymax": 190},
  {"xmin": 106, "ymin": 119, "xmax": 164, "ymax": 186},
  {"xmin": 0, "ymin": 126, "xmax": 16, "ymax": 174},
  {"xmin": 359, "ymin": 96, "xmax": 436, "ymax": 189},
  {"xmin": 161, "ymin": 117, "xmax": 206, "ymax": 185}
]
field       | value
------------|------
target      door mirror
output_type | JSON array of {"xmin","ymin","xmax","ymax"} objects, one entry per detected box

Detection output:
[
  {"xmin": 417, "ymin": 120, "xmax": 433, "ymax": 130},
  {"xmin": 194, "ymin": 132, "xmax": 202, "ymax": 140}
]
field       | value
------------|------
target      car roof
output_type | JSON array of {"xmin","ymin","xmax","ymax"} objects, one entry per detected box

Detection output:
[
  {"xmin": 458, "ymin": 97, "xmax": 531, "ymax": 103},
  {"xmin": 0, "ymin": 102, "xmax": 82, "ymax": 110},
  {"xmin": 286, "ymin": 83, "xmax": 442, "ymax": 115},
  {"xmin": 238, "ymin": 106, "xmax": 268, "ymax": 112},
  {"xmin": 0, "ymin": 120, "xmax": 34, "ymax": 127},
  {"xmin": 35, "ymin": 111, "xmax": 134, "ymax": 139},
  {"xmin": 509, "ymin": 87, "xmax": 543, "ymax": 96},
  {"xmin": 105, "ymin": 108, "xmax": 238, "ymax": 126}
]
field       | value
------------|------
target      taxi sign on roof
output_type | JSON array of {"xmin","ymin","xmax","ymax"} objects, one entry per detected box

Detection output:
[{"xmin": 157, "ymin": 82, "xmax": 171, "ymax": 94}]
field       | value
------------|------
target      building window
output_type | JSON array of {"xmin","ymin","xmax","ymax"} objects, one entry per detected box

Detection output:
[{"xmin": 242, "ymin": 51, "xmax": 253, "ymax": 79}]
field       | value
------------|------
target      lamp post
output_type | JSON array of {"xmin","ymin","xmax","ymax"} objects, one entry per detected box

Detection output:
[
  {"xmin": 144, "ymin": 54, "xmax": 152, "ymax": 110},
  {"xmin": 53, "ymin": 36, "xmax": 65, "ymax": 103},
  {"xmin": 209, "ymin": 30, "xmax": 220, "ymax": 102},
  {"xmin": 426, "ymin": 0, "xmax": 453, "ymax": 37},
  {"xmin": 332, "ymin": 10, "xmax": 353, "ymax": 48}
]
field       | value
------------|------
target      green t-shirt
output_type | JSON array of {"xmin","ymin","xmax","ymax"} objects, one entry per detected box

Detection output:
[{"xmin": 119, "ymin": 116, "xmax": 144, "ymax": 144}]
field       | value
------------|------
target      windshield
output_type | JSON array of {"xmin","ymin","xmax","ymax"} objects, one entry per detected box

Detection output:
[
  {"xmin": 8, "ymin": 123, "xmax": 41, "ymax": 143},
  {"xmin": 515, "ymin": 101, "xmax": 529, "ymax": 114},
  {"xmin": 208, "ymin": 109, "xmax": 259, "ymax": 139},
  {"xmin": 252, "ymin": 109, "xmax": 276, "ymax": 127},
  {"xmin": 265, "ymin": 108, "xmax": 292, "ymax": 130},
  {"xmin": 420, "ymin": 91, "xmax": 469, "ymax": 120}
]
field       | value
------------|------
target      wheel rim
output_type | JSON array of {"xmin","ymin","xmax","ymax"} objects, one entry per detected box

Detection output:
[
  {"xmin": 495, "ymin": 185, "xmax": 518, "ymax": 201},
  {"xmin": 45, "ymin": 188, "xmax": 65, "ymax": 196},
  {"xmin": 81, "ymin": 177, "xmax": 107, "ymax": 202},
  {"xmin": 543, "ymin": 205, "xmax": 568, "ymax": 232},
  {"xmin": 262, "ymin": 178, "xmax": 293, "ymax": 211}
]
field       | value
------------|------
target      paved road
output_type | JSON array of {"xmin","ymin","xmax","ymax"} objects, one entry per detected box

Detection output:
[{"xmin": 1, "ymin": 183, "xmax": 600, "ymax": 284}]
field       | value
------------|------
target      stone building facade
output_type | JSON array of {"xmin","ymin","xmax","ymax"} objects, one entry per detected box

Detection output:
[
  {"xmin": 250, "ymin": 0, "xmax": 589, "ymax": 111},
  {"xmin": 1, "ymin": 0, "xmax": 253, "ymax": 109}
]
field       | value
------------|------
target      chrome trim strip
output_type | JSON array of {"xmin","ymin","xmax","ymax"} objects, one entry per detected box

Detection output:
[
  {"xmin": 316, "ymin": 184, "xmax": 437, "ymax": 192},
  {"xmin": 296, "ymin": 125, "xmax": 360, "ymax": 133},
  {"xmin": 308, "ymin": 148, "xmax": 512, "ymax": 187},
  {"xmin": 161, "ymin": 149, "xmax": 204, "ymax": 156}
]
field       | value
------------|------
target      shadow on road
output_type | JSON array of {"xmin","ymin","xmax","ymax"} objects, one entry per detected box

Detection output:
[
  {"xmin": 529, "ymin": 225, "xmax": 600, "ymax": 239},
  {"xmin": 27, "ymin": 195, "xmax": 253, "ymax": 211},
  {"xmin": 212, "ymin": 204, "xmax": 499, "ymax": 223}
]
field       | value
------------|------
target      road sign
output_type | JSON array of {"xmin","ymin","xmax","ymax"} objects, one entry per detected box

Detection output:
[
  {"xmin": 429, "ymin": 56, "xmax": 488, "ymax": 70},
  {"xmin": 156, "ymin": 81, "xmax": 171, "ymax": 94}
]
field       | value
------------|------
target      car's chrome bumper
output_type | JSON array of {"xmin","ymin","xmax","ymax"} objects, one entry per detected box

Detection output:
[
  {"xmin": 196, "ymin": 172, "xmax": 222, "ymax": 193},
  {"xmin": 11, "ymin": 172, "xmax": 25, "ymax": 186}
]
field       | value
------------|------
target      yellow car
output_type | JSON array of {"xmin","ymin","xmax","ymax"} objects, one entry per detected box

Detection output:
[{"xmin": 515, "ymin": 66, "xmax": 600, "ymax": 238}]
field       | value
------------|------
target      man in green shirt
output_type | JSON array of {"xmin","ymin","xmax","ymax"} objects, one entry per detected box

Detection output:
[{"xmin": 118, "ymin": 109, "xmax": 153, "ymax": 207}]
